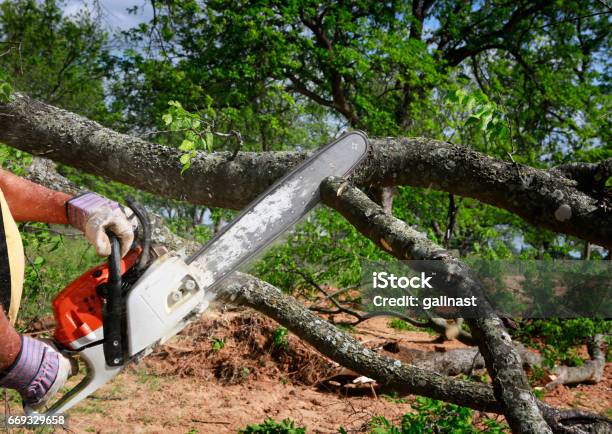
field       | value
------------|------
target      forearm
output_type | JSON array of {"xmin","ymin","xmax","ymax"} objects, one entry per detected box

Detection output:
[
  {"xmin": 0, "ymin": 309, "xmax": 21, "ymax": 371},
  {"xmin": 0, "ymin": 169, "xmax": 70, "ymax": 224}
]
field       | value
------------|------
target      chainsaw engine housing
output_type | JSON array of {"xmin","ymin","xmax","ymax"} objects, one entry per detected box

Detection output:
[{"xmin": 53, "ymin": 247, "xmax": 142, "ymax": 350}]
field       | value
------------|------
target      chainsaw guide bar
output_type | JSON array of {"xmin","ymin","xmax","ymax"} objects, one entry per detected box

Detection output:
[{"xmin": 187, "ymin": 130, "xmax": 370, "ymax": 292}]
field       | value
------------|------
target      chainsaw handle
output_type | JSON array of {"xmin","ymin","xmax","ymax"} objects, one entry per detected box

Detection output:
[
  {"xmin": 106, "ymin": 231, "xmax": 122, "ymax": 282},
  {"xmin": 102, "ymin": 232, "xmax": 125, "ymax": 366},
  {"xmin": 24, "ymin": 344, "xmax": 123, "ymax": 417},
  {"xmin": 125, "ymin": 197, "xmax": 151, "ymax": 271}
]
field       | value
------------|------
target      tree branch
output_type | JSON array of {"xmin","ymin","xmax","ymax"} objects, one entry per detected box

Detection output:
[
  {"xmin": 320, "ymin": 177, "xmax": 551, "ymax": 433},
  {"xmin": 551, "ymin": 159, "xmax": 612, "ymax": 196},
  {"xmin": 0, "ymin": 94, "xmax": 609, "ymax": 247},
  {"xmin": 218, "ymin": 272, "xmax": 500, "ymax": 409},
  {"xmin": 218, "ymin": 273, "xmax": 611, "ymax": 434},
  {"xmin": 24, "ymin": 157, "xmax": 611, "ymax": 433}
]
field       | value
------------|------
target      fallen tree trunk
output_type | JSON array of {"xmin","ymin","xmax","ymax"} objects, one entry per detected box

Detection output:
[
  {"xmin": 380, "ymin": 342, "xmax": 541, "ymax": 377},
  {"xmin": 23, "ymin": 158, "xmax": 612, "ymax": 433},
  {"xmin": 382, "ymin": 339, "xmax": 604, "ymax": 388},
  {"xmin": 1, "ymin": 93, "xmax": 610, "ymax": 248},
  {"xmin": 545, "ymin": 335, "xmax": 606, "ymax": 390}
]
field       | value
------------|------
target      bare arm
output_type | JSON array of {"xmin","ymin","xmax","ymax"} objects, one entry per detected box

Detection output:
[{"xmin": 0, "ymin": 168, "xmax": 71, "ymax": 224}]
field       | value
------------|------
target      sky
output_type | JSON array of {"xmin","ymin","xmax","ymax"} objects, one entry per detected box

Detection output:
[{"xmin": 63, "ymin": 0, "xmax": 152, "ymax": 31}]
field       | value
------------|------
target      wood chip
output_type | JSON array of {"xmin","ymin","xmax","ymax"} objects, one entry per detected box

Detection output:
[
  {"xmin": 380, "ymin": 238, "xmax": 392, "ymax": 251},
  {"xmin": 336, "ymin": 181, "xmax": 349, "ymax": 196}
]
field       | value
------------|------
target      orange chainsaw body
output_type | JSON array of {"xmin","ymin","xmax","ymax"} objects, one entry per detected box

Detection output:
[{"xmin": 53, "ymin": 247, "xmax": 142, "ymax": 349}]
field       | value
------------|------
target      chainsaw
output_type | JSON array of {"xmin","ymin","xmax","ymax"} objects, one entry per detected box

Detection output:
[{"xmin": 27, "ymin": 131, "xmax": 369, "ymax": 417}]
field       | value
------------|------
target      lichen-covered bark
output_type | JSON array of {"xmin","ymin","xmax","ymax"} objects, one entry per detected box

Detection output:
[
  {"xmin": 355, "ymin": 139, "xmax": 611, "ymax": 250},
  {"xmin": 320, "ymin": 177, "xmax": 552, "ymax": 433},
  {"xmin": 1, "ymin": 93, "xmax": 609, "ymax": 248},
  {"xmin": 219, "ymin": 273, "xmax": 501, "ymax": 412},
  {"xmin": 23, "ymin": 159, "xmax": 612, "ymax": 433},
  {"xmin": 26, "ymin": 157, "xmax": 81, "ymax": 194},
  {"xmin": 218, "ymin": 274, "xmax": 611, "ymax": 434}
]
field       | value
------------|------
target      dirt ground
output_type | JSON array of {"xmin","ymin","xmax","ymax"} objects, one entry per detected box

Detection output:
[{"xmin": 4, "ymin": 308, "xmax": 611, "ymax": 433}]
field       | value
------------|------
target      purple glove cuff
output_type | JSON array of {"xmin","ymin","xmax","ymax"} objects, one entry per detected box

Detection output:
[
  {"xmin": 66, "ymin": 192, "xmax": 120, "ymax": 232},
  {"xmin": 0, "ymin": 336, "xmax": 59, "ymax": 405}
]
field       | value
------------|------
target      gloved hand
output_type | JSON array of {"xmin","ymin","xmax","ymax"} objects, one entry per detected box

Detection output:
[
  {"xmin": 66, "ymin": 192, "xmax": 136, "ymax": 257},
  {"xmin": 0, "ymin": 336, "xmax": 76, "ymax": 410}
]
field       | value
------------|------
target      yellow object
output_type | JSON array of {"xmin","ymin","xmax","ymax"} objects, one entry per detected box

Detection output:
[{"xmin": 0, "ymin": 189, "xmax": 24, "ymax": 325}]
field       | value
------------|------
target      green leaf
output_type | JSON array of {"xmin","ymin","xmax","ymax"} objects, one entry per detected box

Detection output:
[
  {"xmin": 481, "ymin": 112, "xmax": 494, "ymax": 131},
  {"xmin": 162, "ymin": 113, "xmax": 173, "ymax": 126},
  {"xmin": 0, "ymin": 81, "xmax": 14, "ymax": 103},
  {"xmin": 180, "ymin": 162, "xmax": 191, "ymax": 174},
  {"xmin": 498, "ymin": 125, "xmax": 510, "ymax": 141},
  {"xmin": 178, "ymin": 139, "xmax": 194, "ymax": 151},
  {"xmin": 455, "ymin": 89, "xmax": 466, "ymax": 103},
  {"xmin": 205, "ymin": 132, "xmax": 214, "ymax": 151},
  {"xmin": 464, "ymin": 96, "xmax": 476, "ymax": 112},
  {"xmin": 465, "ymin": 115, "xmax": 480, "ymax": 127},
  {"xmin": 179, "ymin": 153, "xmax": 191, "ymax": 164}
]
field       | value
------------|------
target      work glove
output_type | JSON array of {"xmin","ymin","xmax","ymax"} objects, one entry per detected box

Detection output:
[
  {"xmin": 0, "ymin": 336, "xmax": 76, "ymax": 410},
  {"xmin": 66, "ymin": 192, "xmax": 136, "ymax": 257}
]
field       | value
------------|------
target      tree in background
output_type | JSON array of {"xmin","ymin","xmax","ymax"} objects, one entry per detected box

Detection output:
[
  {"xmin": 0, "ymin": 1, "xmax": 610, "ymax": 432},
  {"xmin": 115, "ymin": 0, "xmax": 610, "ymax": 154},
  {"xmin": 0, "ymin": 0, "xmax": 111, "ymax": 119},
  {"xmin": 111, "ymin": 0, "xmax": 610, "ymax": 259}
]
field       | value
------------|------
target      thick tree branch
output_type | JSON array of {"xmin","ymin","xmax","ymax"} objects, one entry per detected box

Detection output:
[
  {"xmin": 219, "ymin": 273, "xmax": 500, "ymax": 410},
  {"xmin": 24, "ymin": 158, "xmax": 611, "ymax": 433},
  {"xmin": 218, "ymin": 273, "xmax": 610, "ymax": 434},
  {"xmin": 320, "ymin": 177, "xmax": 551, "ymax": 433},
  {"xmin": 0, "ymin": 94, "xmax": 609, "ymax": 247},
  {"xmin": 552, "ymin": 160, "xmax": 612, "ymax": 195}
]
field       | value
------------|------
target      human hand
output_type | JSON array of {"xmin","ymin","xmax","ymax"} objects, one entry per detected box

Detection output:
[{"xmin": 66, "ymin": 193, "xmax": 136, "ymax": 257}]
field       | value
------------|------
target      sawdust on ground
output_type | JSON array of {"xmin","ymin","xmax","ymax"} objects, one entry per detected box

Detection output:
[{"xmin": 5, "ymin": 308, "xmax": 610, "ymax": 433}]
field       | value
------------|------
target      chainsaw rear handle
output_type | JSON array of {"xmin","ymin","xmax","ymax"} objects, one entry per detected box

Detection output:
[{"xmin": 24, "ymin": 343, "xmax": 123, "ymax": 417}]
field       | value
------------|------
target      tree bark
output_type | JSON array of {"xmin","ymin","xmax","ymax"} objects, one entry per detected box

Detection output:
[
  {"xmin": 545, "ymin": 335, "xmax": 606, "ymax": 390},
  {"xmin": 380, "ymin": 341, "xmax": 539, "ymax": 377},
  {"xmin": 1, "ymin": 93, "xmax": 609, "ymax": 248},
  {"xmin": 218, "ymin": 273, "xmax": 610, "ymax": 434},
  {"xmin": 320, "ymin": 177, "xmax": 551, "ymax": 433},
  {"xmin": 22, "ymin": 158, "xmax": 612, "ymax": 434}
]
